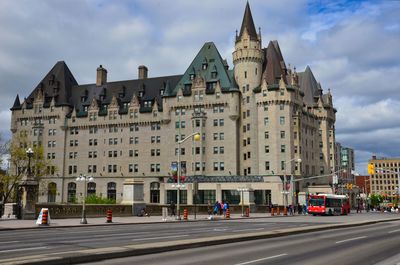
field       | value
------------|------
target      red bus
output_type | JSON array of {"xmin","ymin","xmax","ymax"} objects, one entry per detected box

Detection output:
[{"xmin": 308, "ymin": 194, "xmax": 350, "ymax": 216}]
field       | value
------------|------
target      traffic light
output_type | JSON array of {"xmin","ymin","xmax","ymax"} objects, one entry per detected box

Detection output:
[{"xmin": 367, "ymin": 163, "xmax": 375, "ymax": 175}]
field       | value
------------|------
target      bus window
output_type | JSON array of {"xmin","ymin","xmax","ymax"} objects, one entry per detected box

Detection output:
[{"xmin": 309, "ymin": 198, "xmax": 324, "ymax": 206}]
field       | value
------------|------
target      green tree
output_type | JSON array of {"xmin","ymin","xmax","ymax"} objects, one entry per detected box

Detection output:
[
  {"xmin": 0, "ymin": 134, "xmax": 55, "ymax": 205},
  {"xmin": 369, "ymin": 194, "xmax": 383, "ymax": 207}
]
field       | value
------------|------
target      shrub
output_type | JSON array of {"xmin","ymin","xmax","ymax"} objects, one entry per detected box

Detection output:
[{"xmin": 85, "ymin": 194, "xmax": 116, "ymax": 204}]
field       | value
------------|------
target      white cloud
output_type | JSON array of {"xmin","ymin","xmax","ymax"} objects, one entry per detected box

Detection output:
[{"xmin": 0, "ymin": 0, "xmax": 399, "ymax": 172}]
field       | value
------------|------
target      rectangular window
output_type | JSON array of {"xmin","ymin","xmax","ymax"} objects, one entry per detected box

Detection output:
[
  {"xmin": 264, "ymin": 117, "xmax": 269, "ymax": 126},
  {"xmin": 265, "ymin": 161, "xmax": 270, "ymax": 170},
  {"xmin": 213, "ymin": 147, "xmax": 218, "ymax": 154},
  {"xmin": 265, "ymin": 146, "xmax": 269, "ymax": 153},
  {"xmin": 265, "ymin": 131, "xmax": 269, "ymax": 139},
  {"xmin": 281, "ymin": 145, "xmax": 285, "ymax": 153},
  {"xmin": 280, "ymin": 116, "xmax": 285, "ymax": 125},
  {"xmin": 280, "ymin": 131, "xmax": 285, "ymax": 139},
  {"xmin": 213, "ymin": 133, "xmax": 218, "ymax": 140},
  {"xmin": 219, "ymin": 146, "xmax": 224, "ymax": 154},
  {"xmin": 214, "ymin": 162, "xmax": 219, "ymax": 171},
  {"xmin": 219, "ymin": 119, "xmax": 224, "ymax": 126}
]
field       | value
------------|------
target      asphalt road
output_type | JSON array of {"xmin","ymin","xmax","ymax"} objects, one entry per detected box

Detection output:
[
  {"xmin": 0, "ymin": 214, "xmax": 400, "ymax": 264},
  {"xmin": 0, "ymin": 219, "xmax": 330, "ymax": 262},
  {"xmin": 88, "ymin": 220, "xmax": 400, "ymax": 265}
]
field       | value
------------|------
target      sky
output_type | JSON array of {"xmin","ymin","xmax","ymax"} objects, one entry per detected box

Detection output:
[{"xmin": 0, "ymin": 0, "xmax": 399, "ymax": 174}]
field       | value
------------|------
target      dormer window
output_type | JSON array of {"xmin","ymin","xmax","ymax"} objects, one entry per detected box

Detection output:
[
  {"xmin": 211, "ymin": 72, "xmax": 217, "ymax": 79},
  {"xmin": 144, "ymin": 101, "xmax": 152, "ymax": 108},
  {"xmin": 160, "ymin": 89, "xmax": 164, "ymax": 95},
  {"xmin": 202, "ymin": 63, "xmax": 207, "ymax": 70},
  {"xmin": 190, "ymin": 74, "xmax": 195, "ymax": 80},
  {"xmin": 83, "ymin": 106, "xmax": 88, "ymax": 112},
  {"xmin": 139, "ymin": 91, "xmax": 143, "ymax": 97}
]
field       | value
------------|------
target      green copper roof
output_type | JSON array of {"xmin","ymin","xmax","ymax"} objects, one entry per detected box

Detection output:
[{"xmin": 165, "ymin": 42, "xmax": 237, "ymax": 97}]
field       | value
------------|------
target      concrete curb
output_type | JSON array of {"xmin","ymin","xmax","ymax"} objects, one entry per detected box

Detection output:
[{"xmin": 2, "ymin": 217, "xmax": 400, "ymax": 265}]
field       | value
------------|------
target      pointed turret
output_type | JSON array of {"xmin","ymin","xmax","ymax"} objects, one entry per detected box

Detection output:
[
  {"xmin": 10, "ymin": 94, "xmax": 21, "ymax": 110},
  {"xmin": 237, "ymin": 2, "xmax": 258, "ymax": 42},
  {"xmin": 297, "ymin": 66, "xmax": 320, "ymax": 105}
]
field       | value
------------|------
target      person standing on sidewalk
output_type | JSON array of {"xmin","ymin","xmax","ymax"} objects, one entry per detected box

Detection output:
[{"xmin": 169, "ymin": 201, "xmax": 176, "ymax": 217}]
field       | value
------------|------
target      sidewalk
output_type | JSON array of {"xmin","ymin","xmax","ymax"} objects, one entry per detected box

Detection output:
[
  {"xmin": 0, "ymin": 213, "xmax": 264, "ymax": 230},
  {"xmin": 1, "ymin": 212, "xmax": 399, "ymax": 230}
]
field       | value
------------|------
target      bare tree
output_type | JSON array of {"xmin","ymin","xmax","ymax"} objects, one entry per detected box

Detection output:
[{"xmin": 0, "ymin": 134, "xmax": 55, "ymax": 205}]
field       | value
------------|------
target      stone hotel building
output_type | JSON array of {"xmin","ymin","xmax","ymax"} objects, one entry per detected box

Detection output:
[{"xmin": 10, "ymin": 3, "xmax": 336, "ymax": 207}]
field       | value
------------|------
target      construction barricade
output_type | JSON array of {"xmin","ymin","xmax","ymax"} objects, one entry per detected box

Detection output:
[{"xmin": 106, "ymin": 209, "xmax": 113, "ymax": 223}]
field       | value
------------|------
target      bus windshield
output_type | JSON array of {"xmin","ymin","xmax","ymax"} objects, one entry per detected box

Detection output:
[{"xmin": 309, "ymin": 198, "xmax": 324, "ymax": 206}]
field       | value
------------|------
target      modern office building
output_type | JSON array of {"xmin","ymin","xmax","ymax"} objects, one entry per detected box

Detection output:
[
  {"xmin": 10, "ymin": 3, "xmax": 336, "ymax": 207},
  {"xmin": 368, "ymin": 156, "xmax": 400, "ymax": 197}
]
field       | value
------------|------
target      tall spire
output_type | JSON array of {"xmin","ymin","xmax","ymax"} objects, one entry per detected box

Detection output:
[
  {"xmin": 10, "ymin": 94, "xmax": 21, "ymax": 110},
  {"xmin": 238, "ymin": 2, "xmax": 258, "ymax": 41}
]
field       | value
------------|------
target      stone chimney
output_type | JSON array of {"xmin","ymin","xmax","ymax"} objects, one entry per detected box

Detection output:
[
  {"xmin": 96, "ymin": 65, "xmax": 107, "ymax": 86},
  {"xmin": 138, "ymin": 65, "xmax": 148, "ymax": 79}
]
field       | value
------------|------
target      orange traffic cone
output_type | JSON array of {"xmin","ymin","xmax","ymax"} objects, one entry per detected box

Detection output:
[
  {"xmin": 226, "ymin": 208, "xmax": 230, "ymax": 219},
  {"xmin": 183, "ymin": 208, "xmax": 188, "ymax": 220}
]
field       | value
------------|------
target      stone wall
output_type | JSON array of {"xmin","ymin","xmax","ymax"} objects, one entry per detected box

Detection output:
[{"xmin": 35, "ymin": 204, "xmax": 132, "ymax": 219}]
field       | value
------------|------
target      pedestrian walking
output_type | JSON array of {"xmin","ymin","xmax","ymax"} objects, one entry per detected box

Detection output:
[
  {"xmin": 213, "ymin": 201, "xmax": 220, "ymax": 215},
  {"xmin": 207, "ymin": 201, "xmax": 212, "ymax": 215},
  {"xmin": 169, "ymin": 201, "xmax": 176, "ymax": 217},
  {"xmin": 302, "ymin": 204, "xmax": 307, "ymax": 215}
]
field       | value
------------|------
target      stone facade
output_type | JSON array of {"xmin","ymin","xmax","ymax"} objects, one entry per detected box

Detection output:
[{"xmin": 10, "ymin": 3, "xmax": 336, "ymax": 207}]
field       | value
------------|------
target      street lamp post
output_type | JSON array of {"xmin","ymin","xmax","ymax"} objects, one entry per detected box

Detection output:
[
  {"xmin": 237, "ymin": 187, "xmax": 248, "ymax": 216},
  {"xmin": 174, "ymin": 132, "xmax": 200, "ymax": 220},
  {"xmin": 283, "ymin": 158, "xmax": 301, "ymax": 210},
  {"xmin": 76, "ymin": 174, "xmax": 94, "ymax": 224},
  {"xmin": 26, "ymin": 148, "xmax": 34, "ymax": 177}
]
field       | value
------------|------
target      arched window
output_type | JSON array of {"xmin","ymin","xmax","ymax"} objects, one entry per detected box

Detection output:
[
  {"xmin": 87, "ymin": 182, "xmax": 96, "ymax": 196},
  {"xmin": 47, "ymin": 182, "xmax": 57, "ymax": 203},
  {"xmin": 67, "ymin": 182, "xmax": 76, "ymax": 203},
  {"xmin": 107, "ymin": 182, "xmax": 116, "ymax": 201},
  {"xmin": 150, "ymin": 182, "xmax": 160, "ymax": 203}
]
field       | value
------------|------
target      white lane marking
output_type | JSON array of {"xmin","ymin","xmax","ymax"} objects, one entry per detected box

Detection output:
[
  {"xmin": 235, "ymin": 253, "xmax": 288, "ymax": 265},
  {"xmin": 0, "ymin": 241, "xmax": 19, "ymax": 244},
  {"xmin": 233, "ymin": 228, "xmax": 265, "ymax": 232},
  {"xmin": 388, "ymin": 229, "xmax": 400, "ymax": 234},
  {"xmin": 0, "ymin": 246, "xmax": 47, "ymax": 253},
  {"xmin": 131, "ymin": 234, "xmax": 188, "ymax": 241},
  {"xmin": 335, "ymin": 236, "xmax": 367, "ymax": 244},
  {"xmin": 213, "ymin": 228, "xmax": 228, "ymax": 231}
]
